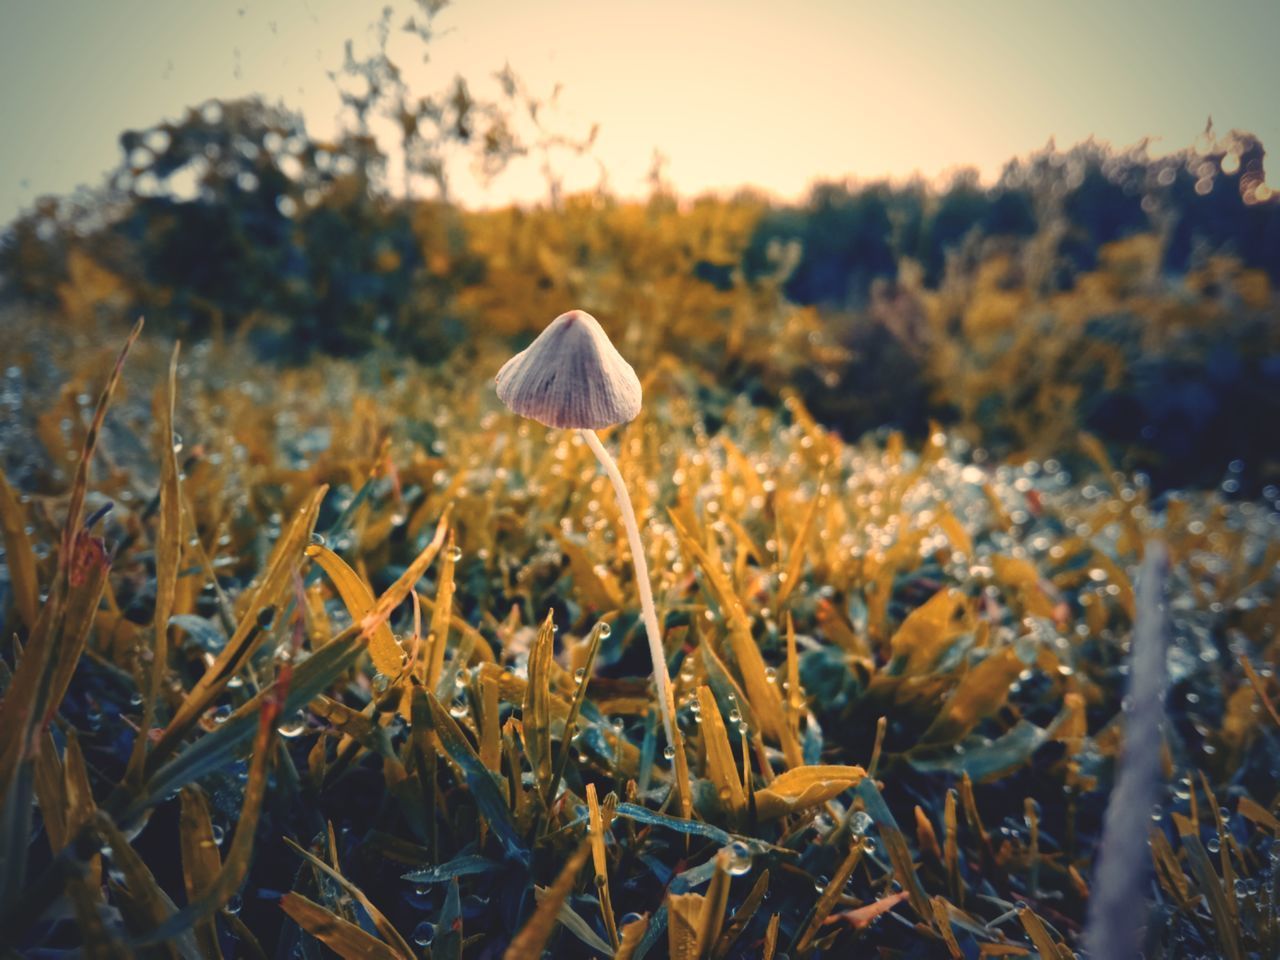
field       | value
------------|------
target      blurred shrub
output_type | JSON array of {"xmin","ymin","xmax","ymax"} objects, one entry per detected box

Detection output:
[
  {"xmin": 919, "ymin": 236, "xmax": 1280, "ymax": 489},
  {"xmin": 454, "ymin": 190, "xmax": 844, "ymax": 394}
]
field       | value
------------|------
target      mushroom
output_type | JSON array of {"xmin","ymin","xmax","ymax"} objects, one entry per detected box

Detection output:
[{"xmin": 496, "ymin": 309, "xmax": 678, "ymax": 752}]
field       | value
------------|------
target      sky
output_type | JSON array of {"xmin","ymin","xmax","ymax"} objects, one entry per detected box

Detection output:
[{"xmin": 1, "ymin": 0, "xmax": 1278, "ymax": 223}]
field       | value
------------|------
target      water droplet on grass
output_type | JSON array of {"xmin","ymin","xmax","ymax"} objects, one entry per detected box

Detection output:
[{"xmin": 722, "ymin": 840, "xmax": 753, "ymax": 875}]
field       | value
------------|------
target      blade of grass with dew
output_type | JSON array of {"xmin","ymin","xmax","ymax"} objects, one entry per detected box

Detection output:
[
  {"xmin": 930, "ymin": 898, "xmax": 964, "ymax": 959},
  {"xmin": 710, "ymin": 869, "xmax": 769, "ymax": 960},
  {"xmin": 774, "ymin": 469, "xmax": 825, "ymax": 611},
  {"xmin": 700, "ymin": 635, "xmax": 777, "ymax": 783},
  {"xmin": 137, "ymin": 626, "xmax": 364, "ymax": 806},
  {"xmin": 633, "ymin": 902, "xmax": 669, "ymax": 960},
  {"xmin": 1199, "ymin": 770, "xmax": 1241, "ymax": 917},
  {"xmin": 1149, "ymin": 828, "xmax": 1196, "ymax": 912},
  {"xmin": 501, "ymin": 838, "xmax": 591, "ymax": 960},
  {"xmin": 434, "ymin": 870, "xmax": 464, "ymax": 960},
  {"xmin": 542, "ymin": 894, "xmax": 614, "ymax": 954},
  {"xmin": 616, "ymin": 913, "xmax": 650, "ymax": 960},
  {"xmin": 178, "ymin": 788, "xmax": 224, "ymax": 959},
  {"xmin": 59, "ymin": 316, "xmax": 144, "ymax": 566},
  {"xmin": 44, "ymin": 528, "xmax": 111, "ymax": 730},
  {"xmin": 93, "ymin": 813, "xmax": 201, "ymax": 959},
  {"xmin": 402, "ymin": 853, "xmax": 502, "ymax": 884},
  {"xmin": 524, "ymin": 611, "xmax": 556, "ymax": 801},
  {"xmin": 784, "ymin": 614, "xmax": 805, "ymax": 746},
  {"xmin": 0, "ymin": 468, "xmax": 38, "ymax": 630},
  {"xmin": 945, "ymin": 789, "xmax": 963, "ymax": 904},
  {"xmin": 667, "ymin": 891, "xmax": 706, "ymax": 960},
  {"xmin": 305, "ymin": 543, "xmax": 402, "ymax": 679},
  {"xmin": 887, "ymin": 588, "xmax": 972, "ymax": 676},
  {"xmin": 697, "ymin": 685, "xmax": 747, "ymax": 820},
  {"xmin": 68, "ymin": 875, "xmax": 131, "ymax": 960},
  {"xmin": 1172, "ymin": 813, "xmax": 1244, "ymax": 960},
  {"xmin": 150, "ymin": 486, "xmax": 328, "ymax": 769},
  {"xmin": 422, "ymin": 530, "xmax": 457, "ymax": 688},
  {"xmin": 426, "ymin": 691, "xmax": 527, "ymax": 863},
  {"xmin": 669, "ymin": 512, "xmax": 788, "ymax": 747},
  {"xmin": 856, "ymin": 778, "xmax": 933, "ymax": 924},
  {"xmin": 586, "ymin": 783, "xmax": 621, "ymax": 949},
  {"xmin": 919, "ymin": 646, "xmax": 1025, "ymax": 746},
  {"xmin": 697, "ymin": 852, "xmax": 731, "ymax": 953},
  {"xmin": 309, "ymin": 695, "xmax": 377, "ymax": 739},
  {"xmin": 699, "ymin": 640, "xmax": 760, "ymax": 737},
  {"xmin": 794, "ymin": 840, "xmax": 864, "ymax": 954},
  {"xmin": 136, "ymin": 689, "xmax": 281, "ymax": 945},
  {"xmin": 1238, "ymin": 795, "xmax": 1280, "ymax": 833},
  {"xmin": 1018, "ymin": 907, "xmax": 1069, "ymax": 960},
  {"xmin": 613, "ymin": 803, "xmax": 734, "ymax": 845},
  {"xmin": 910, "ymin": 720, "xmax": 1050, "ymax": 782},
  {"xmin": 32, "ymin": 731, "xmax": 69, "ymax": 852},
  {"xmin": 754, "ymin": 765, "xmax": 864, "ymax": 822},
  {"xmin": 409, "ymin": 687, "xmax": 441, "ymax": 855},
  {"xmin": 546, "ymin": 620, "xmax": 606, "ymax": 805},
  {"xmin": 0, "ymin": 530, "xmax": 108, "ymax": 910},
  {"xmin": 362, "ymin": 507, "xmax": 451, "ymax": 641},
  {"xmin": 128, "ymin": 343, "xmax": 182, "ymax": 786},
  {"xmin": 55, "ymin": 733, "xmax": 97, "ymax": 900},
  {"xmin": 761, "ymin": 912, "xmax": 781, "ymax": 960},
  {"xmin": 283, "ymin": 837, "xmax": 415, "ymax": 958},
  {"xmin": 478, "ymin": 670, "xmax": 502, "ymax": 777},
  {"xmin": 278, "ymin": 892, "xmax": 403, "ymax": 960}
]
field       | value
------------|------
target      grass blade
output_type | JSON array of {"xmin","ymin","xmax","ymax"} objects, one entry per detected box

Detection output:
[
  {"xmin": 279, "ymin": 892, "xmax": 403, "ymax": 960},
  {"xmin": 502, "ymin": 838, "xmax": 590, "ymax": 959}
]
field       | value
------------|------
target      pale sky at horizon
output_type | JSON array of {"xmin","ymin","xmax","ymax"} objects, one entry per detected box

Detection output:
[{"xmin": 1, "ymin": 0, "xmax": 1277, "ymax": 224}]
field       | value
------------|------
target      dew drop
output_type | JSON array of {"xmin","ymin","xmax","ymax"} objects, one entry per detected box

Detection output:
[
  {"xmin": 722, "ymin": 840, "xmax": 753, "ymax": 876},
  {"xmin": 278, "ymin": 712, "xmax": 307, "ymax": 738}
]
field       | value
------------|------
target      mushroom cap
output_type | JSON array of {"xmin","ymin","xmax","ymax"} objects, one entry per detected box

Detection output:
[{"xmin": 495, "ymin": 310, "xmax": 642, "ymax": 430}]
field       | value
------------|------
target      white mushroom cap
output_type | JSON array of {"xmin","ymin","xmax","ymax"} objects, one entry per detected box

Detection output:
[{"xmin": 495, "ymin": 310, "xmax": 642, "ymax": 430}]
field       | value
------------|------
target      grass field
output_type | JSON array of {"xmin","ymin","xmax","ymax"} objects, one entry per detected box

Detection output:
[{"xmin": 0, "ymin": 300, "xmax": 1277, "ymax": 957}]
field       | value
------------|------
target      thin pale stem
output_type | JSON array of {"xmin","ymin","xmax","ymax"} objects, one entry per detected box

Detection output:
[{"xmin": 581, "ymin": 429, "xmax": 677, "ymax": 751}]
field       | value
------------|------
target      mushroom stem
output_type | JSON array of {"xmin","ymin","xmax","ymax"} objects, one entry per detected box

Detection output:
[{"xmin": 580, "ymin": 429, "xmax": 678, "ymax": 751}]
